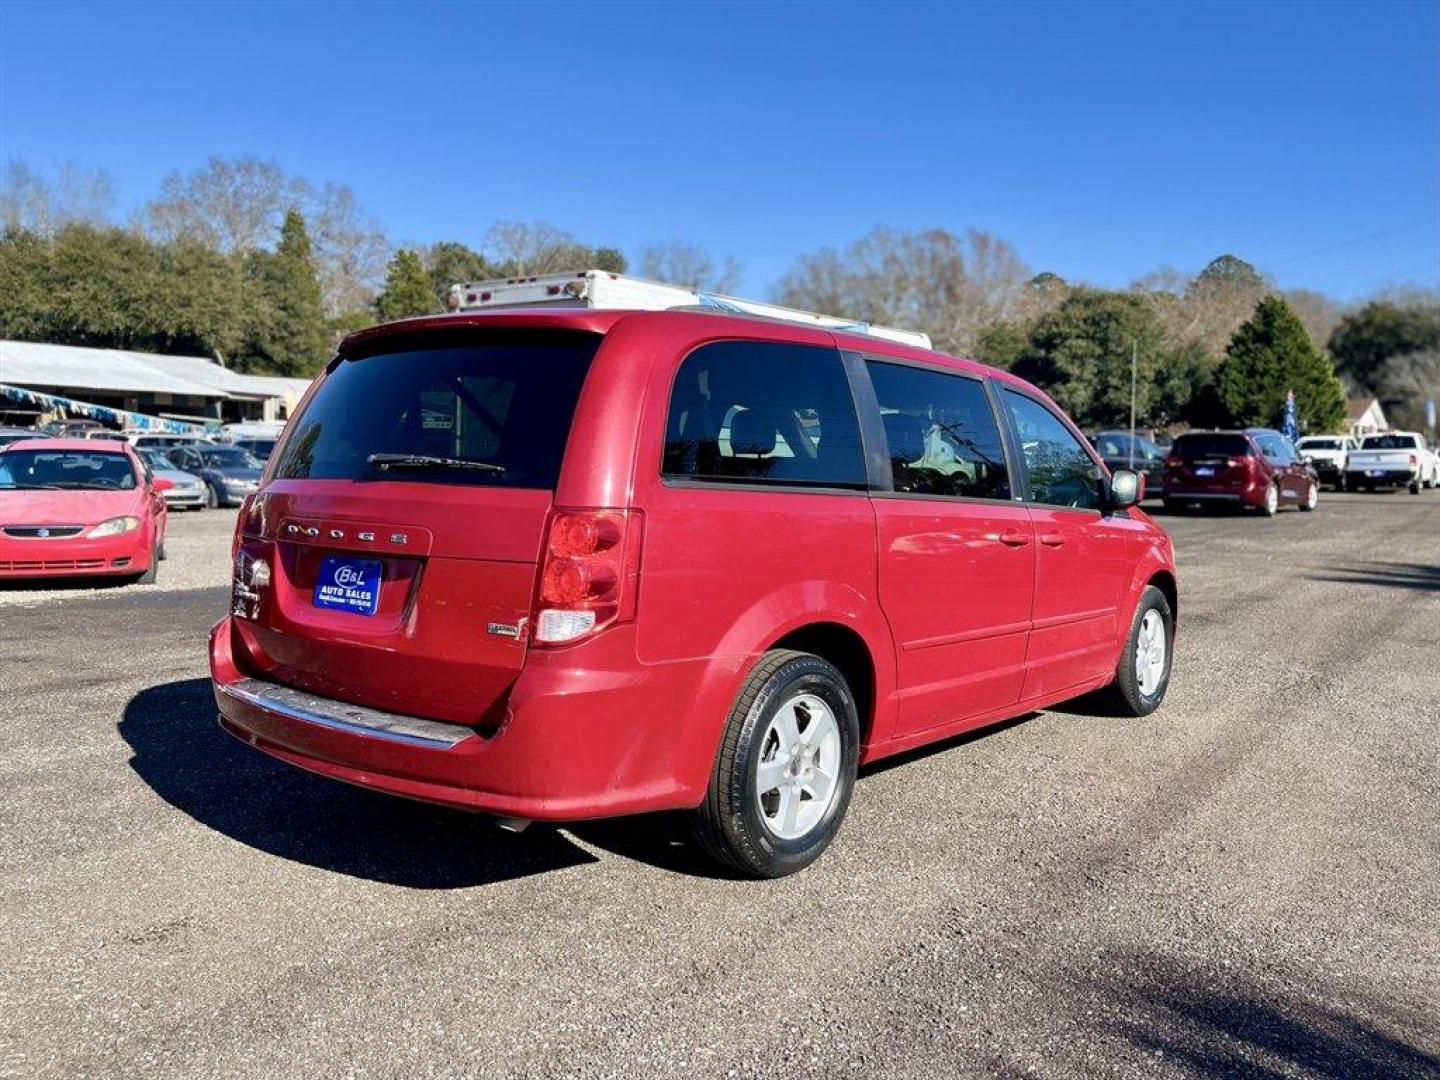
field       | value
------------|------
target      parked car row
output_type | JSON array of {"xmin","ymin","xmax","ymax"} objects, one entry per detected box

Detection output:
[{"xmin": 1084, "ymin": 427, "xmax": 1439, "ymax": 516}]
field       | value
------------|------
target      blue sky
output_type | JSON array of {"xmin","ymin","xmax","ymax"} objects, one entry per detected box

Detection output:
[{"xmin": 1, "ymin": 0, "xmax": 1435, "ymax": 300}]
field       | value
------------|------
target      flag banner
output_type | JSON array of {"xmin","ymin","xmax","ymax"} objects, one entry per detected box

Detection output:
[{"xmin": 0, "ymin": 383, "xmax": 203, "ymax": 434}]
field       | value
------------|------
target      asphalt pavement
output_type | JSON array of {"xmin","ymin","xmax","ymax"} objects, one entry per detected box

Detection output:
[{"xmin": 1, "ymin": 492, "xmax": 1437, "ymax": 1079}]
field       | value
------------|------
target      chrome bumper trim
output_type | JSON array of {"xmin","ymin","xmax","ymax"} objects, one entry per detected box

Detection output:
[{"xmin": 218, "ymin": 677, "xmax": 478, "ymax": 749}]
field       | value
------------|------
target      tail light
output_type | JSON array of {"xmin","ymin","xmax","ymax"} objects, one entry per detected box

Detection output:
[
  {"xmin": 1165, "ymin": 455, "xmax": 1182, "ymax": 469},
  {"xmin": 1227, "ymin": 455, "xmax": 1251, "ymax": 469},
  {"xmin": 532, "ymin": 508, "xmax": 644, "ymax": 646},
  {"xmin": 1409, "ymin": 454, "xmax": 1419, "ymax": 466}
]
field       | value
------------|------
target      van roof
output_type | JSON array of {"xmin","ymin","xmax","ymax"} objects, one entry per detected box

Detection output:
[{"xmin": 341, "ymin": 308, "xmax": 1012, "ymax": 385}]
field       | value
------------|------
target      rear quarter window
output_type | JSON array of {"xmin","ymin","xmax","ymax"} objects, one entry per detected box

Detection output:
[
  {"xmin": 271, "ymin": 330, "xmax": 600, "ymax": 489},
  {"xmin": 663, "ymin": 340, "xmax": 866, "ymax": 488}
]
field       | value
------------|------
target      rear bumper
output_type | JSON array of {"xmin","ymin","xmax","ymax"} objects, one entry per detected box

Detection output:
[
  {"xmin": 1163, "ymin": 484, "xmax": 1266, "ymax": 507},
  {"xmin": 210, "ymin": 616, "xmax": 728, "ymax": 821},
  {"xmin": 1346, "ymin": 469, "xmax": 1416, "ymax": 486},
  {"xmin": 0, "ymin": 529, "xmax": 154, "ymax": 577}
]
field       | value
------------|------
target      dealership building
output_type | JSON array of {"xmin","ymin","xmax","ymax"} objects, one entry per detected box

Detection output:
[{"xmin": 0, "ymin": 340, "xmax": 311, "ymax": 428}]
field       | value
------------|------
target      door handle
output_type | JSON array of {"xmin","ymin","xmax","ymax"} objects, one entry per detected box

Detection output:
[
  {"xmin": 998, "ymin": 529, "xmax": 1032, "ymax": 547},
  {"xmin": 1038, "ymin": 532, "xmax": 1066, "ymax": 547}
]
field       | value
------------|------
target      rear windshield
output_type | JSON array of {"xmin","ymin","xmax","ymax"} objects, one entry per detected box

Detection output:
[
  {"xmin": 271, "ymin": 330, "xmax": 600, "ymax": 488},
  {"xmin": 1172, "ymin": 433, "xmax": 1251, "ymax": 457},
  {"xmin": 0, "ymin": 449, "xmax": 138, "ymax": 490},
  {"xmin": 1298, "ymin": 438, "xmax": 1340, "ymax": 450},
  {"xmin": 1359, "ymin": 434, "xmax": 1418, "ymax": 450}
]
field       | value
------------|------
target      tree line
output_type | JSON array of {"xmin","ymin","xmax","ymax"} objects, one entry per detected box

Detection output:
[{"xmin": 1, "ymin": 157, "xmax": 1436, "ymax": 433}]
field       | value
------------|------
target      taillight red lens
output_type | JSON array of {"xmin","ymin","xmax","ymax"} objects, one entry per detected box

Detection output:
[
  {"xmin": 1165, "ymin": 455, "xmax": 1183, "ymax": 468},
  {"xmin": 1227, "ymin": 455, "xmax": 1251, "ymax": 469},
  {"xmin": 1409, "ymin": 454, "xmax": 1418, "ymax": 466},
  {"xmin": 533, "ymin": 508, "xmax": 643, "ymax": 646}
]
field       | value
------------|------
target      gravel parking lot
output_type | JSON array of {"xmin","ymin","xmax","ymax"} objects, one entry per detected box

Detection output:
[{"xmin": 1, "ymin": 494, "xmax": 1436, "ymax": 1079}]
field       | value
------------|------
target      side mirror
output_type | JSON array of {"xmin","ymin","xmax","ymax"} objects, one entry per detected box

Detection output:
[
  {"xmin": 1108, "ymin": 469, "xmax": 1143, "ymax": 509},
  {"xmin": 153, "ymin": 477, "xmax": 175, "ymax": 492}
]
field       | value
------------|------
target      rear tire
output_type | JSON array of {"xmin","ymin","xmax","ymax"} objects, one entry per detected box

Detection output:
[
  {"xmin": 1409, "ymin": 479, "xmax": 1421, "ymax": 494},
  {"xmin": 1101, "ymin": 585, "xmax": 1174, "ymax": 718},
  {"xmin": 688, "ymin": 650, "xmax": 860, "ymax": 878},
  {"xmin": 206, "ymin": 484, "xmax": 220, "ymax": 509}
]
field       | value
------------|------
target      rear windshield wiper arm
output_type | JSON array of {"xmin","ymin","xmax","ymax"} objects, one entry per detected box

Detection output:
[{"xmin": 366, "ymin": 453, "xmax": 506, "ymax": 474}]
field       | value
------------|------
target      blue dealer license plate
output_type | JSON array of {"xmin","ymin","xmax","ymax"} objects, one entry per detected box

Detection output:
[{"xmin": 313, "ymin": 556, "xmax": 382, "ymax": 616}]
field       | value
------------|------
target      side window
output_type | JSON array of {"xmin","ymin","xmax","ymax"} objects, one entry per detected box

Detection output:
[
  {"xmin": 1000, "ymin": 389, "xmax": 1103, "ymax": 510},
  {"xmin": 864, "ymin": 361, "xmax": 1011, "ymax": 500},
  {"xmin": 663, "ymin": 341, "xmax": 865, "ymax": 488}
]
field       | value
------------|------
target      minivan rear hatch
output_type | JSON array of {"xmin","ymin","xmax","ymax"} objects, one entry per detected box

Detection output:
[{"xmin": 232, "ymin": 327, "xmax": 601, "ymax": 726}]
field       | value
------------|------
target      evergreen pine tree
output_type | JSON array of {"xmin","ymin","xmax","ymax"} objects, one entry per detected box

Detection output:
[
  {"xmin": 374, "ymin": 249, "xmax": 437, "ymax": 321},
  {"xmin": 1216, "ymin": 295, "xmax": 1347, "ymax": 432},
  {"xmin": 249, "ymin": 209, "xmax": 327, "ymax": 375}
]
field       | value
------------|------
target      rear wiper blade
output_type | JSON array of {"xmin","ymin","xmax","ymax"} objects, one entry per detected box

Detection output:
[{"xmin": 366, "ymin": 453, "xmax": 505, "ymax": 474}]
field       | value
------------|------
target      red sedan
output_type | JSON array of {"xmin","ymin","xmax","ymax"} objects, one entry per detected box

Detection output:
[{"xmin": 0, "ymin": 439, "xmax": 168, "ymax": 583}]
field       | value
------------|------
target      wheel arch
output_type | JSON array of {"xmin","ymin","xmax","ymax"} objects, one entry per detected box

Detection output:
[
  {"xmin": 1147, "ymin": 569, "xmax": 1178, "ymax": 626},
  {"xmin": 767, "ymin": 621, "xmax": 878, "ymax": 744}
]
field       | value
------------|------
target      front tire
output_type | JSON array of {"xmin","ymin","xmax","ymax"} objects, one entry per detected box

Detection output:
[
  {"xmin": 689, "ymin": 650, "xmax": 860, "ymax": 878},
  {"xmin": 206, "ymin": 484, "xmax": 220, "ymax": 510},
  {"xmin": 1101, "ymin": 585, "xmax": 1174, "ymax": 717}
]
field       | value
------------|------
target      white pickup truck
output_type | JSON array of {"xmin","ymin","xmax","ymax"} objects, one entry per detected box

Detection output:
[
  {"xmin": 1344, "ymin": 432, "xmax": 1437, "ymax": 494},
  {"xmin": 1295, "ymin": 435, "xmax": 1354, "ymax": 490}
]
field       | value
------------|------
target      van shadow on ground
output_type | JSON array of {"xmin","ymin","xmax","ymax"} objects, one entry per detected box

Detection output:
[
  {"xmin": 121, "ymin": 679, "xmax": 1132, "ymax": 885},
  {"xmin": 120, "ymin": 678, "xmax": 602, "ymax": 888}
]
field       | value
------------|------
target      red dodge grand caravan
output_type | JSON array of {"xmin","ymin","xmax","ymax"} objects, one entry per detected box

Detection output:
[{"xmin": 212, "ymin": 310, "xmax": 1177, "ymax": 877}]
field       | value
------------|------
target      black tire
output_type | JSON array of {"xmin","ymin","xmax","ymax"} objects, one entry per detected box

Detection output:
[
  {"xmin": 688, "ymin": 649, "xmax": 860, "ymax": 878},
  {"xmin": 206, "ymin": 484, "xmax": 220, "ymax": 509},
  {"xmin": 134, "ymin": 557, "xmax": 158, "ymax": 585},
  {"xmin": 1100, "ymin": 585, "xmax": 1174, "ymax": 717},
  {"xmin": 1409, "ymin": 479, "xmax": 1421, "ymax": 495},
  {"xmin": 157, "ymin": 537, "xmax": 167, "ymax": 559}
]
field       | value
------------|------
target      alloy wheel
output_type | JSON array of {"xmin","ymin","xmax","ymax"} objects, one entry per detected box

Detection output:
[
  {"xmin": 1135, "ymin": 609, "xmax": 1167, "ymax": 697},
  {"xmin": 755, "ymin": 693, "xmax": 842, "ymax": 840}
]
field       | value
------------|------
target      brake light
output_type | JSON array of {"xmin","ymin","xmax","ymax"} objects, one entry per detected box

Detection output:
[
  {"xmin": 1165, "ymin": 455, "xmax": 1183, "ymax": 468},
  {"xmin": 1226, "ymin": 456, "xmax": 1251, "ymax": 469},
  {"xmin": 1409, "ymin": 454, "xmax": 1419, "ymax": 466},
  {"xmin": 532, "ymin": 508, "xmax": 643, "ymax": 646}
]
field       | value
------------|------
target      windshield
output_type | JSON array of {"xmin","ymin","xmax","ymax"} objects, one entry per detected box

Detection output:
[
  {"xmin": 1172, "ymin": 433, "xmax": 1251, "ymax": 458},
  {"xmin": 271, "ymin": 330, "xmax": 601, "ymax": 488},
  {"xmin": 1360, "ymin": 434, "xmax": 1419, "ymax": 450},
  {"xmin": 139, "ymin": 449, "xmax": 175, "ymax": 470},
  {"xmin": 199, "ymin": 447, "xmax": 262, "ymax": 469},
  {"xmin": 0, "ymin": 449, "xmax": 139, "ymax": 490},
  {"xmin": 1298, "ymin": 438, "xmax": 1340, "ymax": 450}
]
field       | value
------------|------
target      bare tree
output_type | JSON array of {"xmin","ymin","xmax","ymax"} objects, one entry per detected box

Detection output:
[
  {"xmin": 139, "ymin": 157, "xmax": 390, "ymax": 316},
  {"xmin": 310, "ymin": 183, "xmax": 390, "ymax": 317},
  {"xmin": 1283, "ymin": 288, "xmax": 1345, "ymax": 351},
  {"xmin": 140, "ymin": 156, "xmax": 304, "ymax": 252},
  {"xmin": 637, "ymin": 241, "xmax": 742, "ymax": 293},
  {"xmin": 484, "ymin": 220, "xmax": 592, "ymax": 276},
  {"xmin": 0, "ymin": 160, "xmax": 116, "ymax": 234},
  {"xmin": 1376, "ymin": 348, "xmax": 1440, "ymax": 433},
  {"xmin": 775, "ymin": 226, "xmax": 1030, "ymax": 355}
]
